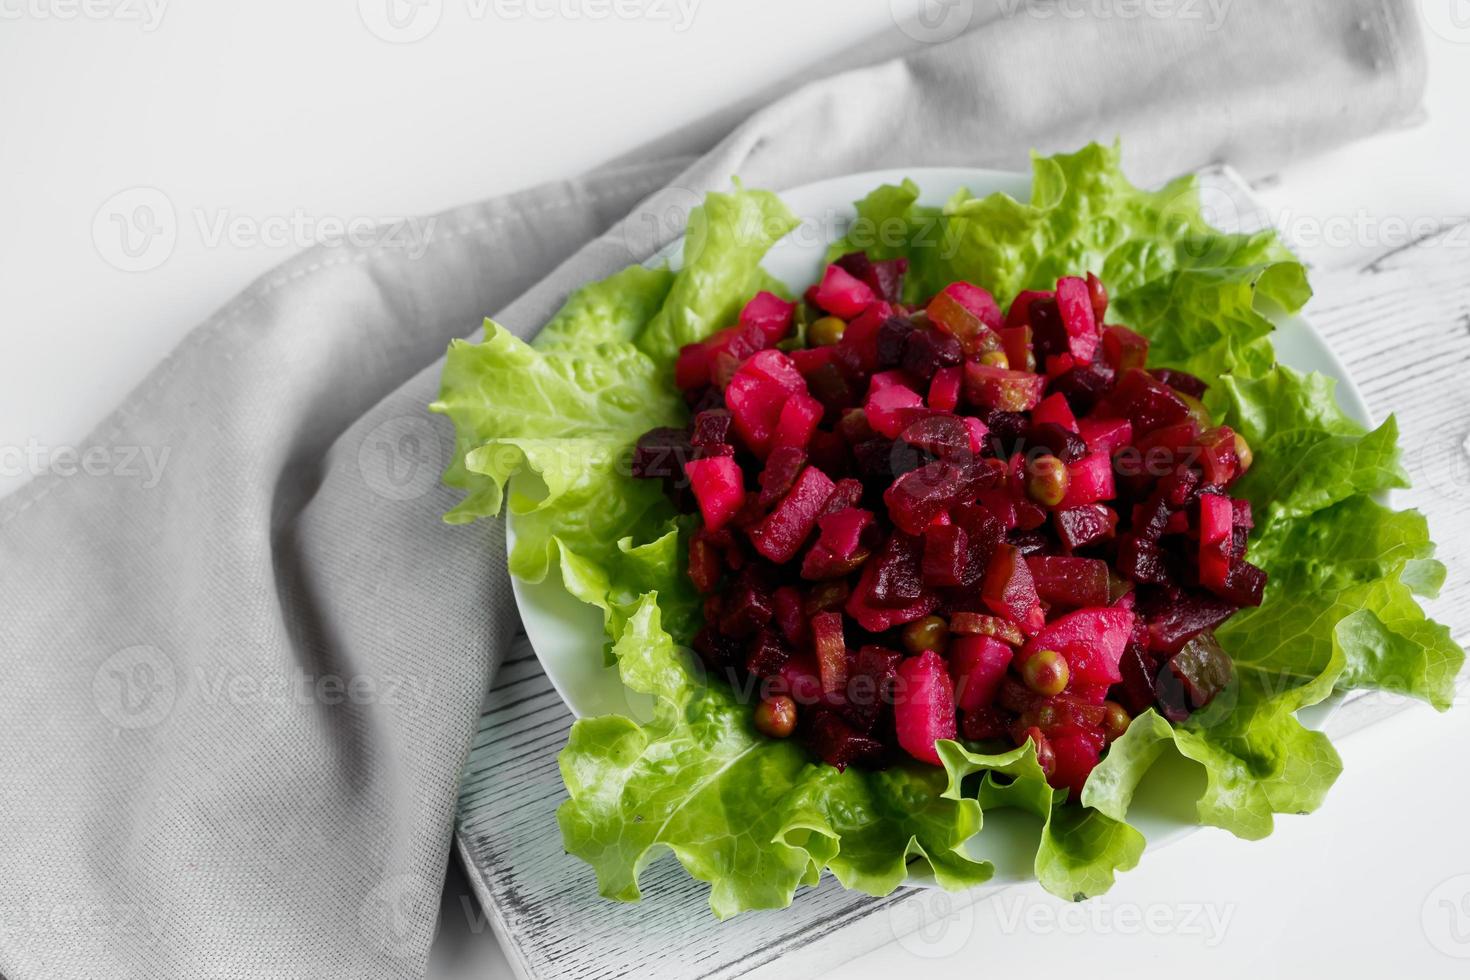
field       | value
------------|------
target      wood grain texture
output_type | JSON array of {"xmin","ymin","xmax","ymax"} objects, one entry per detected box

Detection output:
[{"xmin": 454, "ymin": 169, "xmax": 1470, "ymax": 980}]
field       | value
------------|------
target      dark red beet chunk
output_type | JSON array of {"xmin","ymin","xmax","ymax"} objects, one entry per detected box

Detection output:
[
  {"xmin": 718, "ymin": 566, "xmax": 775, "ymax": 638},
  {"xmin": 869, "ymin": 531, "xmax": 926, "ymax": 607},
  {"xmin": 691, "ymin": 409, "xmax": 733, "ymax": 450},
  {"xmin": 631, "ymin": 426, "xmax": 691, "ymax": 480},
  {"xmin": 1140, "ymin": 588, "xmax": 1238, "ymax": 654},
  {"xmin": 749, "ymin": 466, "xmax": 836, "ymax": 564},
  {"xmin": 806, "ymin": 711, "xmax": 886, "ymax": 771},
  {"xmin": 1156, "ymin": 631, "xmax": 1234, "ymax": 721},
  {"xmin": 901, "ymin": 328, "xmax": 963, "ymax": 381},
  {"xmin": 1149, "ymin": 368, "xmax": 1209, "ymax": 399},
  {"xmin": 1025, "ymin": 421, "xmax": 1088, "ymax": 465},
  {"xmin": 835, "ymin": 251, "xmax": 907, "ymax": 304},
  {"xmin": 745, "ymin": 628, "xmax": 792, "ymax": 679},
  {"xmin": 922, "ymin": 523, "xmax": 969, "ymax": 588},
  {"xmin": 1054, "ymin": 504, "xmax": 1118, "ymax": 551},
  {"xmin": 758, "ymin": 446, "xmax": 808, "ymax": 507},
  {"xmin": 899, "ymin": 415, "xmax": 973, "ymax": 461}
]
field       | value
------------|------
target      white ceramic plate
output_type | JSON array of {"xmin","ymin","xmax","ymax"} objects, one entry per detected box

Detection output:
[{"xmin": 508, "ymin": 168, "xmax": 1368, "ymax": 884}]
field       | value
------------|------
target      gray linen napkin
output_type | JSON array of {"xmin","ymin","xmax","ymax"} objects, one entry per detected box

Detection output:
[{"xmin": 0, "ymin": 3, "xmax": 1427, "ymax": 977}]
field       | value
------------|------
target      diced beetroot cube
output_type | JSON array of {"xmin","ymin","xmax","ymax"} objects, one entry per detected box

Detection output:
[
  {"xmin": 683, "ymin": 456, "xmax": 744, "ymax": 531},
  {"xmin": 1048, "ymin": 733, "xmax": 1101, "ymax": 798},
  {"xmin": 1196, "ymin": 426, "xmax": 1242, "ymax": 486},
  {"xmin": 820, "ymin": 477, "xmax": 864, "ymax": 516},
  {"xmin": 741, "ymin": 349, "xmax": 807, "ymax": 396},
  {"xmin": 902, "ymin": 328, "xmax": 964, "ymax": 382},
  {"xmin": 1031, "ymin": 392, "xmax": 1079, "ymax": 432},
  {"xmin": 884, "ymin": 460, "xmax": 985, "ymax": 534},
  {"xmin": 1101, "ymin": 324, "xmax": 1149, "ymax": 372},
  {"xmin": 962, "ymin": 417, "xmax": 989, "ymax": 454},
  {"xmin": 1116, "ymin": 534, "xmax": 1172, "ymax": 586},
  {"xmin": 688, "ymin": 532, "xmax": 723, "ymax": 594},
  {"xmin": 789, "ymin": 346, "xmax": 834, "ymax": 378},
  {"xmin": 876, "ymin": 317, "xmax": 916, "ymax": 369},
  {"xmin": 800, "ymin": 542, "xmax": 869, "ymax": 581},
  {"xmin": 1005, "ymin": 290, "xmax": 1053, "ymax": 330},
  {"xmin": 865, "ymin": 382, "xmax": 925, "ymax": 439},
  {"xmin": 1054, "ymin": 503, "xmax": 1118, "ymax": 551},
  {"xmin": 1104, "ymin": 368, "xmax": 1192, "ymax": 436},
  {"xmin": 745, "ymin": 628, "xmax": 792, "ymax": 679},
  {"xmin": 868, "ymin": 531, "xmax": 926, "ymax": 607},
  {"xmin": 748, "ymin": 466, "xmax": 835, "ymax": 563},
  {"xmin": 975, "ymin": 488, "xmax": 1018, "ymax": 529},
  {"xmin": 928, "ymin": 366, "xmax": 962, "ymax": 412},
  {"xmin": 1076, "ymin": 417, "xmax": 1133, "ymax": 455},
  {"xmin": 675, "ymin": 342, "xmax": 712, "ymax": 390},
  {"xmin": 840, "ymin": 645, "xmax": 904, "ymax": 732},
  {"xmin": 739, "ymin": 291, "xmax": 796, "ymax": 346},
  {"xmin": 1134, "ymin": 420, "xmax": 1202, "ymax": 461},
  {"xmin": 894, "ymin": 650, "xmax": 957, "ymax": 766},
  {"xmin": 949, "ymin": 636, "xmax": 1013, "ymax": 713},
  {"xmin": 1026, "ymin": 555, "xmax": 1111, "ymax": 608},
  {"xmin": 999, "ymin": 327, "xmax": 1031, "ymax": 373},
  {"xmin": 1141, "ymin": 589, "xmax": 1238, "ymax": 654},
  {"xmin": 1058, "ymin": 452, "xmax": 1116, "ymax": 508},
  {"xmin": 1151, "ymin": 368, "xmax": 1209, "ymax": 399},
  {"xmin": 817, "ymin": 507, "xmax": 874, "ymax": 560},
  {"xmin": 834, "ymin": 251, "xmax": 908, "ymax": 303},
  {"xmin": 1086, "ymin": 273, "xmax": 1108, "ymax": 321},
  {"xmin": 773, "ymin": 586, "xmax": 809, "ymax": 651},
  {"xmin": 805, "ymin": 711, "xmax": 885, "ymax": 771},
  {"xmin": 1055, "ymin": 276, "xmax": 1100, "ymax": 363},
  {"xmin": 981, "ymin": 543, "xmax": 1046, "ymax": 635},
  {"xmin": 717, "ymin": 566, "xmax": 775, "ymax": 638},
  {"xmin": 1026, "ymin": 422, "xmax": 1087, "ymax": 465},
  {"xmin": 726, "ymin": 377, "xmax": 785, "ymax": 457},
  {"xmin": 811, "ymin": 264, "xmax": 877, "ymax": 318},
  {"xmin": 776, "ymin": 653, "xmax": 823, "ymax": 705},
  {"xmin": 758, "ymin": 446, "xmax": 807, "ymax": 507},
  {"xmin": 1198, "ymin": 493, "xmax": 1233, "ymax": 591},
  {"xmin": 900, "ymin": 415, "xmax": 971, "ymax": 461},
  {"xmin": 1045, "ymin": 352, "xmax": 1077, "ymax": 379},
  {"xmin": 1069, "ymin": 682, "xmax": 1111, "ymax": 705},
  {"xmin": 963, "ymin": 363, "xmax": 1046, "ymax": 412},
  {"xmin": 927, "ymin": 282, "xmax": 1003, "ymax": 356},
  {"xmin": 691, "ymin": 408, "xmax": 733, "ymax": 451},
  {"xmin": 703, "ymin": 324, "xmax": 762, "ymax": 389},
  {"xmin": 837, "ymin": 301, "xmax": 893, "ymax": 374},
  {"xmin": 1050, "ymin": 362, "xmax": 1116, "ymax": 417},
  {"xmin": 810, "ymin": 611, "xmax": 849, "ymax": 696},
  {"xmin": 1215, "ymin": 558, "xmax": 1267, "ymax": 607},
  {"xmin": 869, "ymin": 369, "xmax": 919, "ymax": 392},
  {"xmin": 845, "ymin": 558, "xmax": 939, "ymax": 632},
  {"xmin": 922, "ymin": 523, "xmax": 968, "ymax": 587},
  {"xmin": 773, "ymin": 393, "xmax": 823, "ymax": 450},
  {"xmin": 1025, "ymin": 607, "xmax": 1135, "ymax": 685}
]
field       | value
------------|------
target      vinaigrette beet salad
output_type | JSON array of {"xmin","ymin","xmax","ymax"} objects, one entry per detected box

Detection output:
[
  {"xmin": 634, "ymin": 256, "xmax": 1263, "ymax": 798},
  {"xmin": 434, "ymin": 145, "xmax": 1462, "ymax": 917}
]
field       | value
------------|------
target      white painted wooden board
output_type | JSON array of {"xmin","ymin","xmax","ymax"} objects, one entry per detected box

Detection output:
[{"xmin": 453, "ymin": 169, "xmax": 1470, "ymax": 980}]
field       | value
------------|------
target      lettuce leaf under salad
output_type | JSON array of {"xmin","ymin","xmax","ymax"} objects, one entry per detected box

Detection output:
[{"xmin": 432, "ymin": 144, "xmax": 1464, "ymax": 916}]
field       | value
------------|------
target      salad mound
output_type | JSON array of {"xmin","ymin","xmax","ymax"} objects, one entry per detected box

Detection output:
[
  {"xmin": 634, "ymin": 259, "xmax": 1264, "ymax": 802},
  {"xmin": 433, "ymin": 144, "xmax": 1464, "ymax": 916}
]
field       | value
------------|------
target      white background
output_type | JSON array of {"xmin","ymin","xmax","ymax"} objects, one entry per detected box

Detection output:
[{"xmin": 3, "ymin": 2, "xmax": 1469, "ymax": 978}]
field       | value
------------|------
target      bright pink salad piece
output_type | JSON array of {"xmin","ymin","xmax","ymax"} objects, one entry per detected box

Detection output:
[
  {"xmin": 683, "ymin": 456, "xmax": 744, "ymax": 532},
  {"xmin": 895, "ymin": 651, "xmax": 957, "ymax": 766},
  {"xmin": 811, "ymin": 264, "xmax": 876, "ymax": 318}
]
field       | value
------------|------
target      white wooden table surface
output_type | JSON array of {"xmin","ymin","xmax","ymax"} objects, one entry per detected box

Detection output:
[{"xmin": 4, "ymin": 5, "xmax": 1470, "ymax": 978}]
